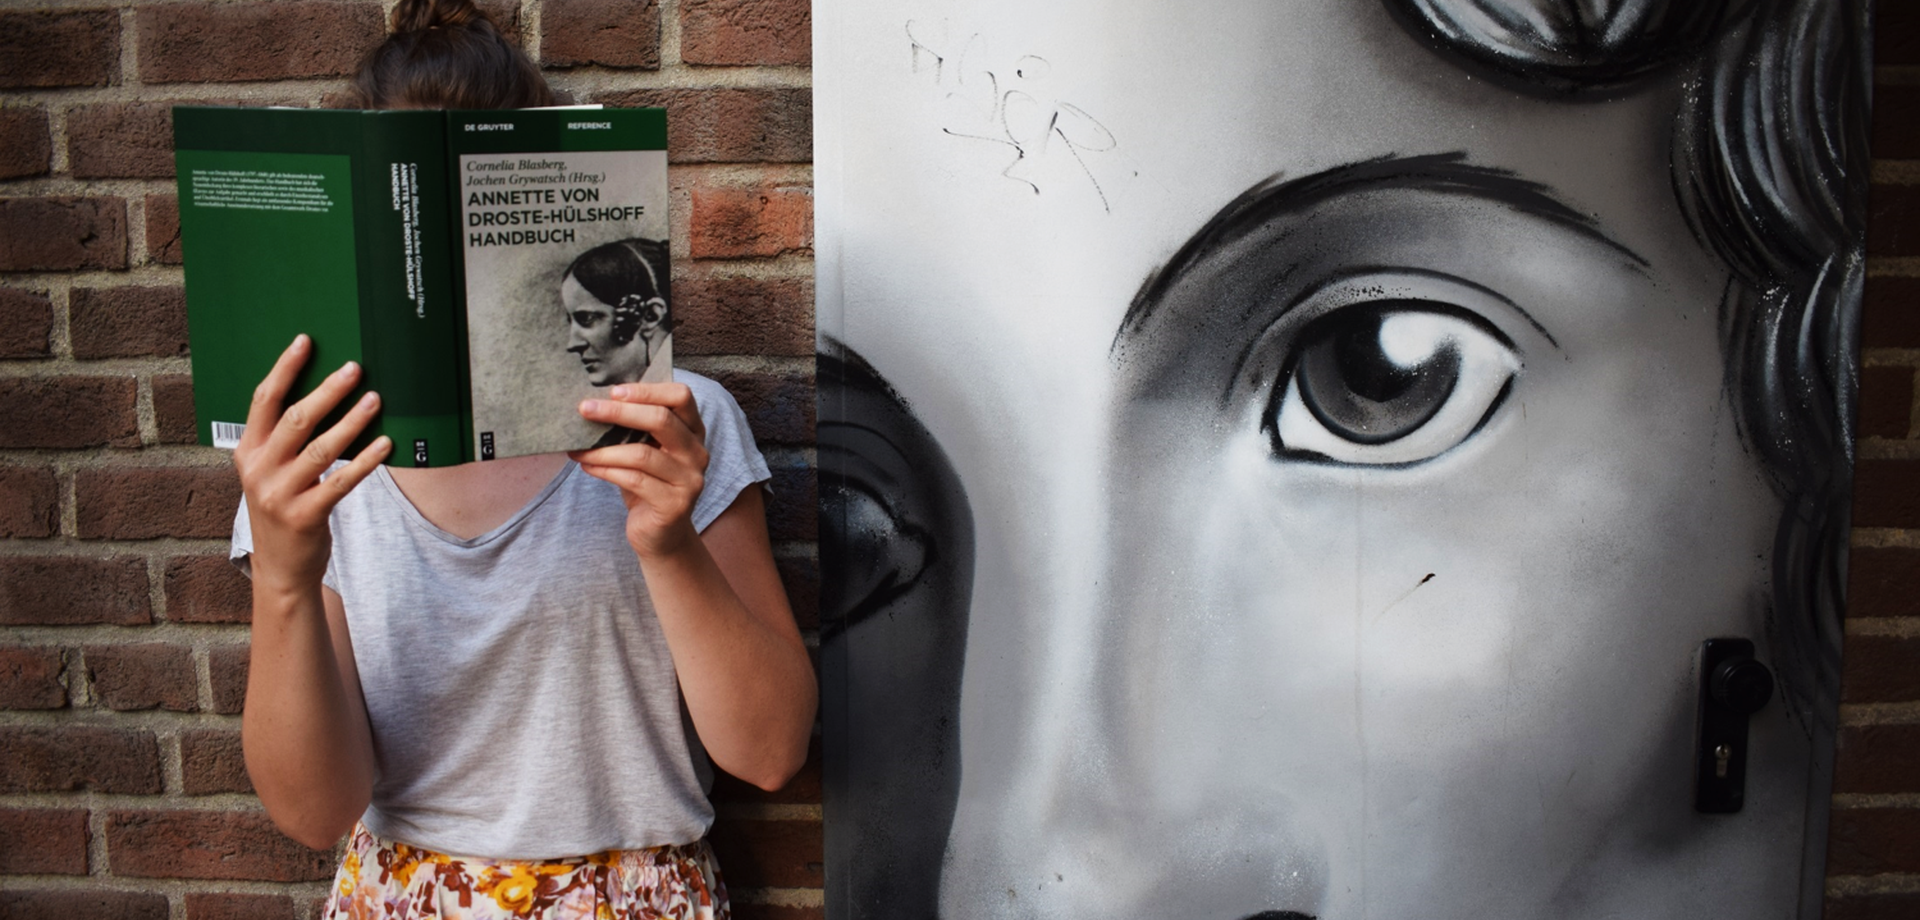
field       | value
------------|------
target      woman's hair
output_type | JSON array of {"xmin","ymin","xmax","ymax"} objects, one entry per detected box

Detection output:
[
  {"xmin": 1384, "ymin": 0, "xmax": 1869, "ymax": 734},
  {"xmin": 347, "ymin": 0, "xmax": 555, "ymax": 110},
  {"xmin": 564, "ymin": 239, "xmax": 673, "ymax": 346}
]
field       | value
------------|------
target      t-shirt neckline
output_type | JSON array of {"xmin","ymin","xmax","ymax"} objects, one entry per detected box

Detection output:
[{"xmin": 372, "ymin": 460, "xmax": 578, "ymax": 548}]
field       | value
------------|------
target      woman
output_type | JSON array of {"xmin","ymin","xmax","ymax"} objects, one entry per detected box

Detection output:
[{"xmin": 231, "ymin": 3, "xmax": 816, "ymax": 919}]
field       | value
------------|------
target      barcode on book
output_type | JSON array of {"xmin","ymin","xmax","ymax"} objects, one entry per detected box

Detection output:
[{"xmin": 211, "ymin": 421, "xmax": 245, "ymax": 449}]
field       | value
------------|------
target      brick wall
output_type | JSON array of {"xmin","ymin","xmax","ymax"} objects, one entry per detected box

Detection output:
[{"xmin": 0, "ymin": 2, "xmax": 820, "ymax": 919}]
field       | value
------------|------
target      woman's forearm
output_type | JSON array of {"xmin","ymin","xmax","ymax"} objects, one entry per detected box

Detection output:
[{"xmin": 242, "ymin": 578, "xmax": 376, "ymax": 849}]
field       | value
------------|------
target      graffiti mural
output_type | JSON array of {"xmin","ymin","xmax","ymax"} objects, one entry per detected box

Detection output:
[{"xmin": 816, "ymin": 1, "xmax": 1868, "ymax": 918}]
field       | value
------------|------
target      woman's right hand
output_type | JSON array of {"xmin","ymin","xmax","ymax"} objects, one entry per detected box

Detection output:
[{"xmin": 232, "ymin": 335, "xmax": 392, "ymax": 592}]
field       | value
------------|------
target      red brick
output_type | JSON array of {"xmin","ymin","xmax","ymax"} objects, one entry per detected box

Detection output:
[
  {"xmin": 540, "ymin": 0, "xmax": 660, "ymax": 69},
  {"xmin": 1874, "ymin": 84, "xmax": 1920, "ymax": 161},
  {"xmin": 0, "ymin": 10, "xmax": 119, "ymax": 89},
  {"xmin": 1835, "ymin": 723, "xmax": 1920, "ymax": 794},
  {"xmin": 0, "ymin": 196, "xmax": 128, "ymax": 271},
  {"xmin": 155, "ymin": 374, "xmax": 199, "ymax": 444},
  {"xmin": 0, "ymin": 808, "xmax": 88, "ymax": 874},
  {"xmin": 84, "ymin": 643, "xmax": 197, "ymax": 712},
  {"xmin": 0, "ymin": 465, "xmax": 57, "ymax": 538},
  {"xmin": 107, "ymin": 810, "xmax": 338, "ymax": 881},
  {"xmin": 167, "ymin": 555, "xmax": 251, "ymax": 624},
  {"xmin": 711, "ymin": 736, "xmax": 821, "ymax": 804},
  {"xmin": 0, "ymin": 645, "xmax": 67, "ymax": 710},
  {"xmin": 186, "ymin": 893, "xmax": 297, "ymax": 920},
  {"xmin": 0, "ymin": 287, "xmax": 53, "ymax": 358},
  {"xmin": 0, "ymin": 556, "xmax": 151, "ymax": 626},
  {"xmin": 67, "ymin": 102, "xmax": 177, "ymax": 180},
  {"xmin": 1881, "ymin": 3, "xmax": 1920, "ymax": 67},
  {"xmin": 764, "ymin": 465, "xmax": 815, "ymax": 542},
  {"xmin": 775, "ymin": 555, "xmax": 818, "ymax": 629},
  {"xmin": 692, "ymin": 186, "xmax": 812, "ymax": 259},
  {"xmin": 595, "ymin": 88, "xmax": 809, "ymax": 163},
  {"xmin": 680, "ymin": 0, "xmax": 809, "ymax": 66},
  {"xmin": 0, "ymin": 107, "xmax": 52, "ymax": 179},
  {"xmin": 1827, "ymin": 806, "xmax": 1920, "ymax": 875},
  {"xmin": 70, "ymin": 285, "xmax": 190, "ymax": 358},
  {"xmin": 732, "ymin": 907, "xmax": 822, "ymax": 920},
  {"xmin": 1827, "ymin": 892, "xmax": 1920, "ymax": 920},
  {"xmin": 209, "ymin": 643, "xmax": 249, "ymax": 715},
  {"xmin": 1849, "ymin": 546, "xmax": 1920, "ymax": 617},
  {"xmin": 706, "ymin": 817, "xmax": 822, "ymax": 888},
  {"xmin": 76, "ymin": 466, "xmax": 242, "ymax": 540},
  {"xmin": 136, "ymin": 1, "xmax": 383, "ymax": 84},
  {"xmin": 0, "ymin": 726, "xmax": 161, "ymax": 793},
  {"xmin": 706, "ymin": 368, "xmax": 814, "ymax": 443},
  {"xmin": 1869, "ymin": 184, "xmax": 1920, "ymax": 257},
  {"xmin": 1858, "ymin": 366, "xmax": 1914, "ymax": 440},
  {"xmin": 1841, "ymin": 634, "xmax": 1920, "ymax": 703},
  {"xmin": 0, "ymin": 376, "xmax": 138, "ymax": 449},
  {"xmin": 1852, "ymin": 458, "xmax": 1920, "ymax": 529},
  {"xmin": 181, "ymin": 728, "xmax": 252, "ymax": 795},
  {"xmin": 1864, "ymin": 276, "xmax": 1920, "ymax": 349},
  {"xmin": 674, "ymin": 274, "xmax": 812, "ymax": 356},
  {"xmin": 0, "ymin": 891, "xmax": 167, "ymax": 920},
  {"xmin": 146, "ymin": 194, "xmax": 183, "ymax": 265}
]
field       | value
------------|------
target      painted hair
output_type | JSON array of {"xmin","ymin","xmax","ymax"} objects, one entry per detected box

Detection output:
[
  {"xmin": 1383, "ymin": 0, "xmax": 1869, "ymax": 732},
  {"xmin": 563, "ymin": 239, "xmax": 672, "ymax": 347},
  {"xmin": 347, "ymin": 0, "xmax": 555, "ymax": 110}
]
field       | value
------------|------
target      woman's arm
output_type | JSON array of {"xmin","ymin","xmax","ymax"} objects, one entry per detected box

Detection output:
[
  {"xmin": 233, "ymin": 336, "xmax": 386, "ymax": 847},
  {"xmin": 572, "ymin": 384, "xmax": 816, "ymax": 791}
]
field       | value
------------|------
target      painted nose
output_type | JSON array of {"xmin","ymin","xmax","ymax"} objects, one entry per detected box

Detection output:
[{"xmin": 567, "ymin": 323, "xmax": 590, "ymax": 354}]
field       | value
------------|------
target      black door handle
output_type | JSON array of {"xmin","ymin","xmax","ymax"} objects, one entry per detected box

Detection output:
[{"xmin": 1694, "ymin": 638, "xmax": 1774, "ymax": 813}]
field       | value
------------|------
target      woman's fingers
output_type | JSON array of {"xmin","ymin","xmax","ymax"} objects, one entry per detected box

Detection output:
[
  {"xmin": 239, "ymin": 335, "xmax": 312, "ymax": 451},
  {"xmin": 301, "ymin": 435, "xmax": 393, "ymax": 514},
  {"xmin": 579, "ymin": 397, "xmax": 705, "ymax": 459},
  {"xmin": 292, "ymin": 390, "xmax": 384, "ymax": 477},
  {"xmin": 265, "ymin": 360, "xmax": 365, "ymax": 460}
]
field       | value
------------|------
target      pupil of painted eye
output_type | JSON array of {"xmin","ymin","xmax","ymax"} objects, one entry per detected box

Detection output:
[{"xmin": 1295, "ymin": 305, "xmax": 1462, "ymax": 446}]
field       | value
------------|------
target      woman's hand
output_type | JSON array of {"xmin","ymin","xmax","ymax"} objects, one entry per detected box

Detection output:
[
  {"xmin": 232, "ymin": 335, "xmax": 392, "ymax": 591},
  {"xmin": 570, "ymin": 382, "xmax": 710, "ymax": 560}
]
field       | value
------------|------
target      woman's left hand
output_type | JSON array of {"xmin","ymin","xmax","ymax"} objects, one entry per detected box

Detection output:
[{"xmin": 570, "ymin": 382, "xmax": 710, "ymax": 559}]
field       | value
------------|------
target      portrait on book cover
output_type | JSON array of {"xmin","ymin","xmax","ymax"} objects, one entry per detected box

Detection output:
[{"xmin": 815, "ymin": 1, "xmax": 1868, "ymax": 918}]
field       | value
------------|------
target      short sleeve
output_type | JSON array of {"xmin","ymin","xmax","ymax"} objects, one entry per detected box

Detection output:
[{"xmin": 678, "ymin": 370, "xmax": 772, "ymax": 532}]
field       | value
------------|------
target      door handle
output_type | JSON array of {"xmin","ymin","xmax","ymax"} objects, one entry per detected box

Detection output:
[{"xmin": 1694, "ymin": 638, "xmax": 1774, "ymax": 813}]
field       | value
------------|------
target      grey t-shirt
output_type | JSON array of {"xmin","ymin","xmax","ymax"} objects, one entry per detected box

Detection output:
[{"xmin": 231, "ymin": 371, "xmax": 770, "ymax": 859}]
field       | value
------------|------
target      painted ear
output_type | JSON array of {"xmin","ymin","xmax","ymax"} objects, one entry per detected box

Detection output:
[{"xmin": 638, "ymin": 297, "xmax": 668, "ymax": 331}]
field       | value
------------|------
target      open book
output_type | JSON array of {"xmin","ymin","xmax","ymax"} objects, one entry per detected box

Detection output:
[{"xmin": 173, "ymin": 105, "xmax": 671, "ymax": 466}]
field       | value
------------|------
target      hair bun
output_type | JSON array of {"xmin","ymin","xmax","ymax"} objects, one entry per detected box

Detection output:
[{"xmin": 391, "ymin": 0, "xmax": 483, "ymax": 34}]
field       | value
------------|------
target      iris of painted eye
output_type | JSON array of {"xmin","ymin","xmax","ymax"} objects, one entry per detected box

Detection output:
[{"xmin": 1269, "ymin": 302, "xmax": 1519, "ymax": 465}]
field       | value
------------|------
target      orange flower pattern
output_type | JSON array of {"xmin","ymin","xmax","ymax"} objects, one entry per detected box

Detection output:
[{"xmin": 325, "ymin": 825, "xmax": 730, "ymax": 920}]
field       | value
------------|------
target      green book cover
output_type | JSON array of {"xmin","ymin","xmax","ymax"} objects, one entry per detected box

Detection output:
[{"xmin": 173, "ymin": 106, "xmax": 671, "ymax": 467}]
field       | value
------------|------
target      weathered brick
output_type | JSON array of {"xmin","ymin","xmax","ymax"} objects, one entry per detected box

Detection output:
[
  {"xmin": 674, "ymin": 274, "xmax": 812, "ymax": 356},
  {"xmin": 595, "ymin": 88, "xmax": 809, "ymax": 163},
  {"xmin": 0, "ymin": 726, "xmax": 161, "ymax": 794},
  {"xmin": 540, "ymin": 0, "xmax": 660, "ymax": 69},
  {"xmin": 681, "ymin": 0, "xmax": 809, "ymax": 66},
  {"xmin": 209, "ymin": 643, "xmax": 249, "ymax": 715},
  {"xmin": 707, "ymin": 369, "xmax": 814, "ymax": 443},
  {"xmin": 0, "ymin": 10, "xmax": 119, "ymax": 89},
  {"xmin": 0, "ymin": 196, "xmax": 128, "ymax": 272},
  {"xmin": 0, "ymin": 376, "xmax": 138, "ymax": 449},
  {"xmin": 691, "ymin": 186, "xmax": 812, "ymax": 259},
  {"xmin": 733, "ymin": 907, "xmax": 822, "ymax": 920},
  {"xmin": 0, "ymin": 465, "xmax": 57, "ymax": 538},
  {"xmin": 1852, "ymin": 458, "xmax": 1920, "ymax": 529},
  {"xmin": 167, "ymin": 555, "xmax": 251, "ymax": 624},
  {"xmin": 146, "ymin": 194, "xmax": 184, "ymax": 265},
  {"xmin": 0, "ymin": 891, "xmax": 167, "ymax": 920},
  {"xmin": 1857, "ymin": 366, "xmax": 1913, "ymax": 440},
  {"xmin": 76, "ymin": 466, "xmax": 242, "ymax": 540},
  {"xmin": 67, "ymin": 102, "xmax": 177, "ymax": 180},
  {"xmin": 107, "ymin": 810, "xmax": 337, "ymax": 881},
  {"xmin": 775, "ymin": 554, "xmax": 818, "ymax": 629},
  {"xmin": 136, "ymin": 1, "xmax": 383, "ymax": 84},
  {"xmin": 186, "ymin": 893, "xmax": 297, "ymax": 920},
  {"xmin": 1874, "ymin": 83, "xmax": 1920, "ymax": 161},
  {"xmin": 708, "ymin": 817, "xmax": 822, "ymax": 888},
  {"xmin": 85, "ymin": 643, "xmax": 197, "ymax": 712},
  {"xmin": 1863, "ymin": 276, "xmax": 1920, "ymax": 349},
  {"xmin": 155, "ymin": 374, "xmax": 199, "ymax": 444},
  {"xmin": 0, "ymin": 808, "xmax": 88, "ymax": 874},
  {"xmin": 0, "ymin": 107, "xmax": 52, "ymax": 179},
  {"xmin": 0, "ymin": 287, "xmax": 53, "ymax": 358},
  {"xmin": 1880, "ymin": 2, "xmax": 1920, "ymax": 67},
  {"xmin": 0, "ymin": 645, "xmax": 66, "ymax": 710},
  {"xmin": 1841, "ymin": 634, "xmax": 1920, "ymax": 704},
  {"xmin": 70, "ymin": 285, "xmax": 190, "ymax": 358},
  {"xmin": 1869, "ymin": 183, "xmax": 1920, "ymax": 257},
  {"xmin": 1827, "ymin": 892, "xmax": 1920, "ymax": 920},
  {"xmin": 1835, "ymin": 723, "xmax": 1920, "ymax": 794},
  {"xmin": 765, "ymin": 465, "xmax": 816, "ymax": 542},
  {"xmin": 181, "ymin": 728, "xmax": 252, "ymax": 795},
  {"xmin": 0, "ymin": 556, "xmax": 151, "ymax": 626},
  {"xmin": 711, "ymin": 736, "xmax": 821, "ymax": 804},
  {"xmin": 1827, "ymin": 807, "xmax": 1920, "ymax": 875},
  {"xmin": 1848, "ymin": 546, "xmax": 1920, "ymax": 618}
]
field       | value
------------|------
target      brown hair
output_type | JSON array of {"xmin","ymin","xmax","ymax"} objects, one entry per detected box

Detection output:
[{"xmin": 347, "ymin": 0, "xmax": 555, "ymax": 110}]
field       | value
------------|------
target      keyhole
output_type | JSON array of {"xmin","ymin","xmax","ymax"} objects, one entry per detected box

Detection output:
[{"xmin": 1714, "ymin": 743, "xmax": 1732, "ymax": 779}]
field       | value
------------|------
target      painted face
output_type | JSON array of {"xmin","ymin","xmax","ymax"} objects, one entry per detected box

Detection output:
[
  {"xmin": 818, "ymin": 1, "xmax": 1821, "ymax": 918},
  {"xmin": 561, "ymin": 273, "xmax": 651, "ymax": 386}
]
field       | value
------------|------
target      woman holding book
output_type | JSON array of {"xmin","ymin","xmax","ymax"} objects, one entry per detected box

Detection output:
[{"xmin": 228, "ymin": 3, "xmax": 815, "ymax": 919}]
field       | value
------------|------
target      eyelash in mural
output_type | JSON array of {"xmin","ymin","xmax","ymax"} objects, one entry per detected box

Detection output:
[{"xmin": 1257, "ymin": 274, "xmax": 1527, "ymax": 466}]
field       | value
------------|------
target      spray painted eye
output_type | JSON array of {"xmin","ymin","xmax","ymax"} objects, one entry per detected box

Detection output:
[{"xmin": 1267, "ymin": 302, "xmax": 1519, "ymax": 465}]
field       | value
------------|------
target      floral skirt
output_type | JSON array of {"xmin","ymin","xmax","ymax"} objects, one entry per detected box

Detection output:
[{"xmin": 323, "ymin": 825, "xmax": 731, "ymax": 920}]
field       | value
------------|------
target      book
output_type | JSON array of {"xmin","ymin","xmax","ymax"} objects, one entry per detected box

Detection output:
[{"xmin": 172, "ymin": 105, "xmax": 672, "ymax": 466}]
